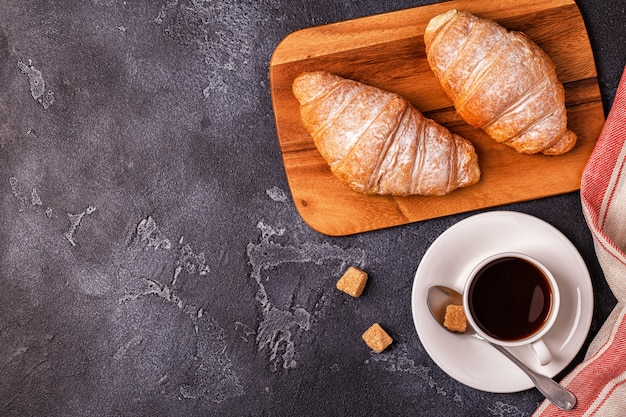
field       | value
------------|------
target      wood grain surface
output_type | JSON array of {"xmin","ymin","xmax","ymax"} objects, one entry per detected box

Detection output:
[{"xmin": 269, "ymin": 0, "xmax": 603, "ymax": 236}]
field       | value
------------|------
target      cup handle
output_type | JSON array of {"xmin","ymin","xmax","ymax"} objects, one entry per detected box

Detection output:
[{"xmin": 530, "ymin": 339, "xmax": 552, "ymax": 366}]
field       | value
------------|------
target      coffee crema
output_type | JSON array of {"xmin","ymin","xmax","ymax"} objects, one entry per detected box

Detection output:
[{"xmin": 468, "ymin": 257, "xmax": 553, "ymax": 341}]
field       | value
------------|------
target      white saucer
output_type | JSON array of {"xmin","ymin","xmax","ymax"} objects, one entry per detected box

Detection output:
[{"xmin": 411, "ymin": 211, "xmax": 593, "ymax": 393}]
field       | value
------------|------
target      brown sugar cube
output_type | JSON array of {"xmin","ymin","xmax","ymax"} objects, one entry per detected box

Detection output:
[
  {"xmin": 336, "ymin": 266, "xmax": 368, "ymax": 297},
  {"xmin": 443, "ymin": 304, "xmax": 467, "ymax": 333},
  {"xmin": 362, "ymin": 323, "xmax": 393, "ymax": 353}
]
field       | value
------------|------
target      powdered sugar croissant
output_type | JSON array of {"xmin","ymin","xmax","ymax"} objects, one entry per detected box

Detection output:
[
  {"xmin": 292, "ymin": 71, "xmax": 480, "ymax": 196},
  {"xmin": 424, "ymin": 10, "xmax": 576, "ymax": 155}
]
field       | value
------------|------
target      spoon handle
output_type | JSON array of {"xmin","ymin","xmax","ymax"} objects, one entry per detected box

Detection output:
[{"xmin": 488, "ymin": 341, "xmax": 576, "ymax": 410}]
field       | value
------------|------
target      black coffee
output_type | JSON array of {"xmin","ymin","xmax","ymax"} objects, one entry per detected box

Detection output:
[{"xmin": 468, "ymin": 257, "xmax": 553, "ymax": 341}]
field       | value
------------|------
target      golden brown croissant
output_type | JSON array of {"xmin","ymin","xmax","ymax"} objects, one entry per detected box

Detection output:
[
  {"xmin": 424, "ymin": 10, "xmax": 576, "ymax": 155},
  {"xmin": 292, "ymin": 71, "xmax": 480, "ymax": 196}
]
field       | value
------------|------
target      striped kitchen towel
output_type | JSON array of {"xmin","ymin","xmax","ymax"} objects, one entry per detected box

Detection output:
[{"xmin": 534, "ymin": 65, "xmax": 626, "ymax": 416}]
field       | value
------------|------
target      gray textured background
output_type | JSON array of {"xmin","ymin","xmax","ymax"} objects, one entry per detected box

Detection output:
[{"xmin": 1, "ymin": 1, "xmax": 624, "ymax": 416}]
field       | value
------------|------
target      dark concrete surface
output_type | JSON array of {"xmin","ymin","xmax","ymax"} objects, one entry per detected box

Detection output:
[{"xmin": 0, "ymin": 1, "xmax": 624, "ymax": 416}]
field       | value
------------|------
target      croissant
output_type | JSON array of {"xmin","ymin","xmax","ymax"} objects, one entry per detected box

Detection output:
[
  {"xmin": 424, "ymin": 10, "xmax": 576, "ymax": 155},
  {"xmin": 292, "ymin": 71, "xmax": 480, "ymax": 196}
]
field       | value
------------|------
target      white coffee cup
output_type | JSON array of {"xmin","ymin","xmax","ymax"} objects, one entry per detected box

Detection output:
[{"xmin": 462, "ymin": 252, "xmax": 560, "ymax": 366}]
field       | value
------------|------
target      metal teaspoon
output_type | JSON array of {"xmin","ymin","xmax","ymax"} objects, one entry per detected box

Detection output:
[{"xmin": 426, "ymin": 285, "xmax": 576, "ymax": 411}]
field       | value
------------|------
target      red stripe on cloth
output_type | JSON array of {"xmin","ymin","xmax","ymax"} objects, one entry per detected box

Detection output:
[
  {"xmin": 534, "ymin": 310, "xmax": 626, "ymax": 416},
  {"xmin": 580, "ymin": 66, "xmax": 626, "ymax": 275},
  {"xmin": 581, "ymin": 141, "xmax": 626, "ymax": 219},
  {"xmin": 581, "ymin": 66, "xmax": 626, "ymax": 219},
  {"xmin": 586, "ymin": 377, "xmax": 626, "ymax": 416}
]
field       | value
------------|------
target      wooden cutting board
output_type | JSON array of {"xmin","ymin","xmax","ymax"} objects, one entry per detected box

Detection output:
[{"xmin": 269, "ymin": 0, "xmax": 603, "ymax": 236}]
